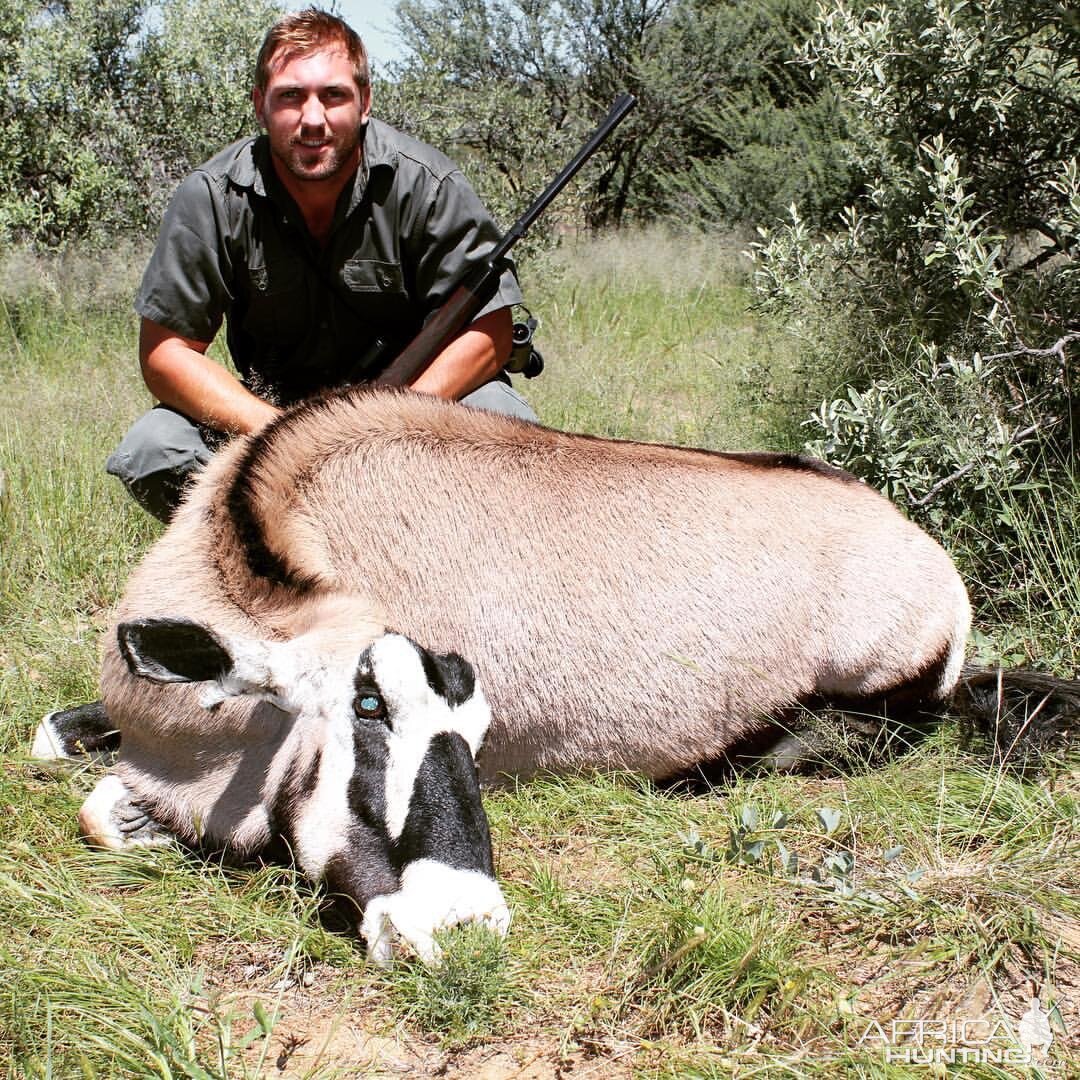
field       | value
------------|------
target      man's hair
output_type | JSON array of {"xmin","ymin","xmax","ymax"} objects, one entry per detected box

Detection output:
[{"xmin": 254, "ymin": 7, "xmax": 369, "ymax": 95}]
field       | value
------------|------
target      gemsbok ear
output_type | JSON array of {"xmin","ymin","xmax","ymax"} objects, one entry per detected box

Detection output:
[
  {"xmin": 118, "ymin": 618, "xmax": 233, "ymax": 684},
  {"xmin": 117, "ymin": 617, "xmax": 286, "ymax": 710}
]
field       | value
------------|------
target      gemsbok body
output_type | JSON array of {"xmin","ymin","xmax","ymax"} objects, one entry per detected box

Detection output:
[{"xmin": 38, "ymin": 387, "xmax": 977, "ymax": 957}]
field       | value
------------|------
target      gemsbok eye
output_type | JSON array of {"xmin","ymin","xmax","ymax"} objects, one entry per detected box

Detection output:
[{"xmin": 354, "ymin": 691, "xmax": 387, "ymax": 721}]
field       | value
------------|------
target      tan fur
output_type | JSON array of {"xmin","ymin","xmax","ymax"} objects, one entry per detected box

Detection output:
[{"xmin": 100, "ymin": 389, "xmax": 970, "ymax": 845}]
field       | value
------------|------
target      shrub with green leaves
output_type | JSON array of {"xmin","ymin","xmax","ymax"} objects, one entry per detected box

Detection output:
[
  {"xmin": 751, "ymin": 0, "xmax": 1079, "ymax": 652},
  {"xmin": 385, "ymin": 0, "xmax": 855, "ymax": 233},
  {"xmin": 656, "ymin": 0, "xmax": 859, "ymax": 230},
  {"xmin": 0, "ymin": 0, "xmax": 279, "ymax": 246}
]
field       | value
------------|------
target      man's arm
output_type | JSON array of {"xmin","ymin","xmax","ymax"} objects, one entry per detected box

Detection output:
[
  {"xmin": 405, "ymin": 162, "xmax": 522, "ymax": 396},
  {"xmin": 140, "ymin": 319, "xmax": 280, "ymax": 436},
  {"xmin": 409, "ymin": 308, "xmax": 513, "ymax": 400},
  {"xmin": 142, "ymin": 306, "xmax": 511, "ymax": 434}
]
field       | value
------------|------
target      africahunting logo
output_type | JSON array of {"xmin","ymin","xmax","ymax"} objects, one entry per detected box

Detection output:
[{"xmin": 855, "ymin": 998, "xmax": 1062, "ymax": 1066}]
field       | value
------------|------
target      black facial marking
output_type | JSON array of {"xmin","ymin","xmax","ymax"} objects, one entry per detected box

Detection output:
[
  {"xmin": 322, "ymin": 824, "xmax": 400, "ymax": 926},
  {"xmin": 394, "ymin": 732, "xmax": 495, "ymax": 876},
  {"xmin": 346, "ymin": 719, "xmax": 391, "ymax": 834},
  {"xmin": 268, "ymin": 747, "xmax": 324, "ymax": 850}
]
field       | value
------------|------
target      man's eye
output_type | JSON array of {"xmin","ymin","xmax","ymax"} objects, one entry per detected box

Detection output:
[{"xmin": 354, "ymin": 692, "xmax": 386, "ymax": 721}]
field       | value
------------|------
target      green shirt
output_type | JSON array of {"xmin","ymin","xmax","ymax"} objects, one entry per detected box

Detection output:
[{"xmin": 136, "ymin": 119, "xmax": 523, "ymax": 406}]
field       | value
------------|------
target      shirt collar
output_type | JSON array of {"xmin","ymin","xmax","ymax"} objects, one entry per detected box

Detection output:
[
  {"xmin": 223, "ymin": 136, "xmax": 271, "ymax": 197},
  {"xmin": 349, "ymin": 119, "xmax": 398, "ymax": 213}
]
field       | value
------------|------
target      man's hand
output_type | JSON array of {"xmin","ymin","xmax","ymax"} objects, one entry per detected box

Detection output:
[
  {"xmin": 140, "ymin": 318, "xmax": 281, "ymax": 436},
  {"xmin": 409, "ymin": 308, "xmax": 513, "ymax": 401}
]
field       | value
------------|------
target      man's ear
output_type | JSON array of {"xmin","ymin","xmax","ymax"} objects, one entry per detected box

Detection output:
[
  {"xmin": 252, "ymin": 86, "xmax": 266, "ymax": 128},
  {"xmin": 359, "ymin": 85, "xmax": 372, "ymax": 126}
]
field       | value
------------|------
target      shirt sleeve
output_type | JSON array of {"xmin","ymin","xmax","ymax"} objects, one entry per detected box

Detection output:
[
  {"xmin": 411, "ymin": 170, "xmax": 524, "ymax": 323},
  {"xmin": 134, "ymin": 173, "xmax": 234, "ymax": 343}
]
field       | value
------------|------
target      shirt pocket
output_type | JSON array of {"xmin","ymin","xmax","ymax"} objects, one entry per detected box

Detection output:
[
  {"xmin": 243, "ymin": 258, "xmax": 309, "ymax": 343},
  {"xmin": 248, "ymin": 257, "xmax": 303, "ymax": 294},
  {"xmin": 342, "ymin": 258, "xmax": 405, "ymax": 294},
  {"xmin": 340, "ymin": 258, "xmax": 413, "ymax": 328}
]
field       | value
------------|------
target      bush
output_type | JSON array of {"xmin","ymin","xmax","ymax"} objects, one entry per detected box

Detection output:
[
  {"xmin": 0, "ymin": 0, "xmax": 279, "ymax": 247},
  {"xmin": 385, "ymin": 0, "xmax": 854, "ymax": 233},
  {"xmin": 751, "ymin": 0, "xmax": 1078, "ymax": 654},
  {"xmin": 656, "ymin": 0, "xmax": 860, "ymax": 230}
]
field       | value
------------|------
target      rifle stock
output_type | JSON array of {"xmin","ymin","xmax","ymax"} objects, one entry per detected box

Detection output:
[
  {"xmin": 368, "ymin": 94, "xmax": 637, "ymax": 389},
  {"xmin": 373, "ymin": 263, "xmax": 500, "ymax": 387}
]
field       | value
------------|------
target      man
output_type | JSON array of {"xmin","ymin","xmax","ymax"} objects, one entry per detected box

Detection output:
[{"xmin": 107, "ymin": 7, "xmax": 536, "ymax": 522}]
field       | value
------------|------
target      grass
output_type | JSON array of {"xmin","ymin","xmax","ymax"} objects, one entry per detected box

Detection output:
[
  {"xmin": 0, "ymin": 230, "xmax": 1076, "ymax": 1077},
  {"xmin": 523, "ymin": 229, "xmax": 819, "ymax": 449}
]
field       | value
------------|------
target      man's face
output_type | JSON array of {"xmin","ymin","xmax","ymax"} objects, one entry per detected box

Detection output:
[{"xmin": 253, "ymin": 47, "xmax": 370, "ymax": 186}]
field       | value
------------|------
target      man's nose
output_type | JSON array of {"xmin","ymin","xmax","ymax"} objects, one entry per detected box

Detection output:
[{"xmin": 300, "ymin": 94, "xmax": 327, "ymax": 129}]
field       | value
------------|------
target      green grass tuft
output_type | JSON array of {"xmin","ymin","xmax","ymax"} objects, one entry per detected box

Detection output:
[{"xmin": 384, "ymin": 924, "xmax": 517, "ymax": 1049}]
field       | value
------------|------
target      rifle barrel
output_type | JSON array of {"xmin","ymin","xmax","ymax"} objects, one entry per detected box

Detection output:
[
  {"xmin": 371, "ymin": 94, "xmax": 637, "ymax": 389},
  {"xmin": 491, "ymin": 93, "xmax": 638, "ymax": 262}
]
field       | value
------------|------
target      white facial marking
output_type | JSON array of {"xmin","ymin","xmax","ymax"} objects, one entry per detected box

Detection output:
[
  {"xmin": 360, "ymin": 858, "xmax": 510, "ymax": 967},
  {"xmin": 289, "ymin": 717, "xmax": 356, "ymax": 878},
  {"xmin": 372, "ymin": 635, "xmax": 449, "ymax": 842},
  {"xmin": 189, "ymin": 630, "xmax": 362, "ymax": 877},
  {"xmin": 273, "ymin": 644, "xmax": 360, "ymax": 878},
  {"xmin": 368, "ymin": 635, "xmax": 491, "ymax": 843}
]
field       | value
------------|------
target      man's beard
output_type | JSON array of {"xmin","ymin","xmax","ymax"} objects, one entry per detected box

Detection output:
[{"xmin": 275, "ymin": 127, "xmax": 361, "ymax": 183}]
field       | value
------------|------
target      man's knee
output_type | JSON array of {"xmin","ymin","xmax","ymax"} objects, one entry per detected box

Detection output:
[
  {"xmin": 106, "ymin": 406, "xmax": 215, "ymax": 522},
  {"xmin": 461, "ymin": 378, "xmax": 538, "ymax": 422}
]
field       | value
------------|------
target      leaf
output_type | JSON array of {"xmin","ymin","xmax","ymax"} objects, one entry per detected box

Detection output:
[
  {"xmin": 823, "ymin": 852, "xmax": 853, "ymax": 878},
  {"xmin": 741, "ymin": 804, "xmax": 759, "ymax": 831},
  {"xmin": 883, "ymin": 845, "xmax": 904, "ymax": 863},
  {"xmin": 1049, "ymin": 1002, "xmax": 1067, "ymax": 1033},
  {"xmin": 815, "ymin": 807, "xmax": 842, "ymax": 835},
  {"xmin": 742, "ymin": 840, "xmax": 765, "ymax": 863},
  {"xmin": 252, "ymin": 1000, "xmax": 273, "ymax": 1037},
  {"xmin": 775, "ymin": 839, "xmax": 798, "ymax": 876}
]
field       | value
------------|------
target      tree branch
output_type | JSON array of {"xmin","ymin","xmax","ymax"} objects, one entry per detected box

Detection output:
[{"xmin": 910, "ymin": 410, "xmax": 1065, "ymax": 511}]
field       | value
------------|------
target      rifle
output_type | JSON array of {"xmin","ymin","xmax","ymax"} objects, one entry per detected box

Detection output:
[{"xmin": 355, "ymin": 94, "xmax": 637, "ymax": 388}]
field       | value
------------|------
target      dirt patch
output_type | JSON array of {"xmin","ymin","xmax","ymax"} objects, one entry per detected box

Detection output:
[
  {"xmin": 193, "ymin": 939, "xmax": 640, "ymax": 1078},
  {"xmin": 252, "ymin": 995, "xmax": 640, "ymax": 1078}
]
